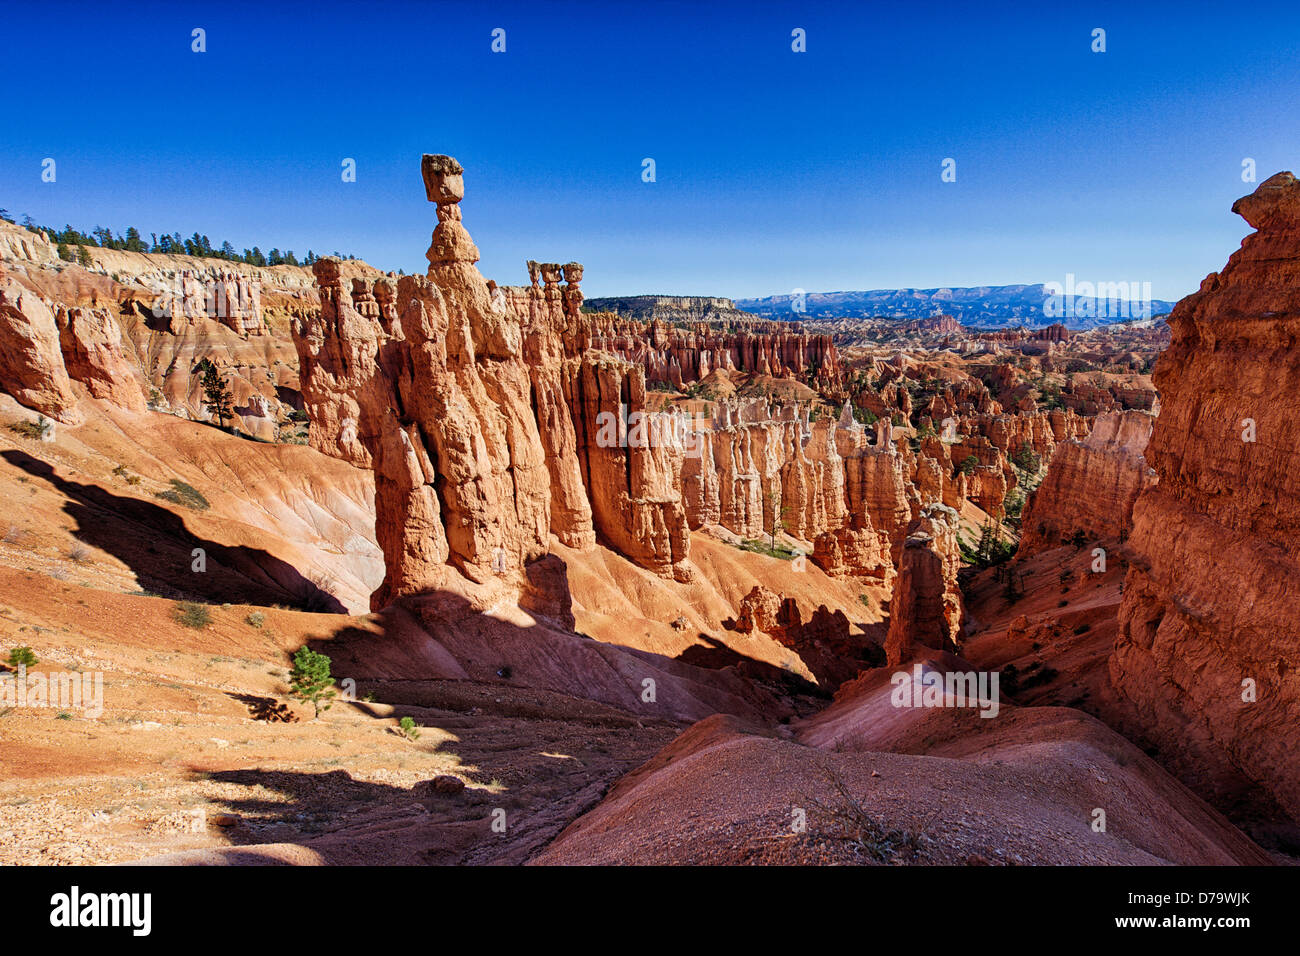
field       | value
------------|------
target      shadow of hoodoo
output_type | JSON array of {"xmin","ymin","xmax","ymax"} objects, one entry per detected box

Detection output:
[{"xmin": 2, "ymin": 448, "xmax": 344, "ymax": 611}]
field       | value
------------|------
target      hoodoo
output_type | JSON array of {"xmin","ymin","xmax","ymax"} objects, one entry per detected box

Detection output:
[{"xmin": 292, "ymin": 155, "xmax": 969, "ymax": 604}]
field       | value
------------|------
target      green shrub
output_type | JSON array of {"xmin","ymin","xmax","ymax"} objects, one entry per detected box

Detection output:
[
  {"xmin": 154, "ymin": 479, "xmax": 209, "ymax": 511},
  {"xmin": 7, "ymin": 646, "xmax": 38, "ymax": 670},
  {"xmin": 398, "ymin": 716, "xmax": 420, "ymax": 740},
  {"xmin": 7, "ymin": 416, "xmax": 52, "ymax": 441},
  {"xmin": 245, "ymin": 611, "xmax": 266, "ymax": 629},
  {"xmin": 289, "ymin": 646, "xmax": 335, "ymax": 718},
  {"xmin": 1010, "ymin": 446, "xmax": 1041, "ymax": 473},
  {"xmin": 174, "ymin": 601, "xmax": 212, "ymax": 629},
  {"xmin": 737, "ymin": 537, "xmax": 799, "ymax": 561}
]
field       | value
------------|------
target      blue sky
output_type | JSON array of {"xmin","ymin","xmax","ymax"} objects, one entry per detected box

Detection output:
[{"xmin": 3, "ymin": 0, "xmax": 1297, "ymax": 300}]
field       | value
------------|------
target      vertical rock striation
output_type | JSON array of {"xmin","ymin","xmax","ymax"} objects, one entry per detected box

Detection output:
[
  {"xmin": 1111, "ymin": 172, "xmax": 1300, "ymax": 827},
  {"xmin": 884, "ymin": 503, "xmax": 964, "ymax": 665},
  {"xmin": 1019, "ymin": 409, "xmax": 1156, "ymax": 554}
]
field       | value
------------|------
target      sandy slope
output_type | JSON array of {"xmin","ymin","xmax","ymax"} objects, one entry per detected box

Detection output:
[{"xmin": 536, "ymin": 653, "xmax": 1269, "ymax": 865}]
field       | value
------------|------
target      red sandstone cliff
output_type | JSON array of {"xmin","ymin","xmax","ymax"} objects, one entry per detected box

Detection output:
[
  {"xmin": 291, "ymin": 156, "xmax": 938, "ymax": 602},
  {"xmin": 1111, "ymin": 171, "xmax": 1300, "ymax": 828},
  {"xmin": 1019, "ymin": 409, "xmax": 1156, "ymax": 553},
  {"xmin": 884, "ymin": 503, "xmax": 964, "ymax": 665},
  {"xmin": 570, "ymin": 314, "xmax": 843, "ymax": 391},
  {"xmin": 0, "ymin": 275, "xmax": 83, "ymax": 424}
]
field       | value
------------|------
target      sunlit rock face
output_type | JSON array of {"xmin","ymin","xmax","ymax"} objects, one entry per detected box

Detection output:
[{"xmin": 1111, "ymin": 172, "xmax": 1300, "ymax": 827}]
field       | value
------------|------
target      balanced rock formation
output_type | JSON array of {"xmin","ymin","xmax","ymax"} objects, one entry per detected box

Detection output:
[
  {"xmin": 1019, "ymin": 409, "xmax": 1156, "ymax": 553},
  {"xmin": 294, "ymin": 155, "xmax": 702, "ymax": 606},
  {"xmin": 1111, "ymin": 172, "xmax": 1300, "ymax": 828}
]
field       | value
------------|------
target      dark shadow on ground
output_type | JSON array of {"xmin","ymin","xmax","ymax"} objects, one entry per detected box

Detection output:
[{"xmin": 1, "ymin": 448, "xmax": 345, "ymax": 611}]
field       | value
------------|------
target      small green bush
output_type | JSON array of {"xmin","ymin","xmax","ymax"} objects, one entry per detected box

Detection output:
[
  {"xmin": 289, "ymin": 646, "xmax": 335, "ymax": 718},
  {"xmin": 155, "ymin": 479, "xmax": 210, "ymax": 511},
  {"xmin": 245, "ymin": 611, "xmax": 266, "ymax": 629},
  {"xmin": 398, "ymin": 716, "xmax": 420, "ymax": 740},
  {"xmin": 174, "ymin": 601, "xmax": 212, "ymax": 629},
  {"xmin": 7, "ymin": 646, "xmax": 38, "ymax": 670},
  {"xmin": 1010, "ymin": 446, "xmax": 1041, "ymax": 473},
  {"xmin": 7, "ymin": 417, "xmax": 52, "ymax": 441}
]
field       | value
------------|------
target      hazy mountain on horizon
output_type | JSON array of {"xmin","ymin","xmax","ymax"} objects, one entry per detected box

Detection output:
[{"xmin": 734, "ymin": 283, "xmax": 1180, "ymax": 329}]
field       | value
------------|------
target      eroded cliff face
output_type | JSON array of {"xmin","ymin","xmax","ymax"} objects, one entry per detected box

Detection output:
[
  {"xmin": 294, "ymin": 160, "xmax": 560, "ymax": 604},
  {"xmin": 1111, "ymin": 172, "xmax": 1300, "ymax": 827},
  {"xmin": 566, "ymin": 352, "xmax": 692, "ymax": 582},
  {"xmin": 1019, "ymin": 409, "xmax": 1156, "ymax": 554},
  {"xmin": 0, "ymin": 225, "xmax": 351, "ymax": 437},
  {"xmin": 293, "ymin": 156, "xmax": 958, "ymax": 607},
  {"xmin": 884, "ymin": 503, "xmax": 964, "ymax": 665},
  {"xmin": 0, "ymin": 275, "xmax": 82, "ymax": 424},
  {"xmin": 571, "ymin": 314, "xmax": 843, "ymax": 391},
  {"xmin": 54, "ymin": 305, "xmax": 147, "ymax": 413}
]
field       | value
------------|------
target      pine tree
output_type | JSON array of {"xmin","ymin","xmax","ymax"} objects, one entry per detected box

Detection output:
[
  {"xmin": 288, "ymin": 646, "xmax": 335, "ymax": 718},
  {"xmin": 196, "ymin": 358, "xmax": 235, "ymax": 429},
  {"xmin": 76, "ymin": 245, "xmax": 93, "ymax": 267},
  {"xmin": 767, "ymin": 488, "xmax": 788, "ymax": 553},
  {"xmin": 7, "ymin": 646, "xmax": 38, "ymax": 669}
]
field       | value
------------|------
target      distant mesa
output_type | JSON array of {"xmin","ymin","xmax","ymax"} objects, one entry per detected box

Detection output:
[{"xmin": 736, "ymin": 284, "xmax": 1179, "ymax": 330}]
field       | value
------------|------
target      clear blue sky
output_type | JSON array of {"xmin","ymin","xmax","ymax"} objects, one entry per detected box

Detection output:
[{"xmin": 3, "ymin": 0, "xmax": 1297, "ymax": 300}]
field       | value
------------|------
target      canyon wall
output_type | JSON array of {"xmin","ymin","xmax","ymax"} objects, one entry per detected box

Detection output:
[
  {"xmin": 0, "ymin": 275, "xmax": 83, "ymax": 424},
  {"xmin": 0, "ymin": 220, "xmax": 353, "ymax": 435},
  {"xmin": 571, "ymin": 314, "xmax": 843, "ymax": 391},
  {"xmin": 1019, "ymin": 409, "xmax": 1156, "ymax": 553},
  {"xmin": 292, "ymin": 156, "xmax": 963, "ymax": 609},
  {"xmin": 1111, "ymin": 172, "xmax": 1300, "ymax": 827}
]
